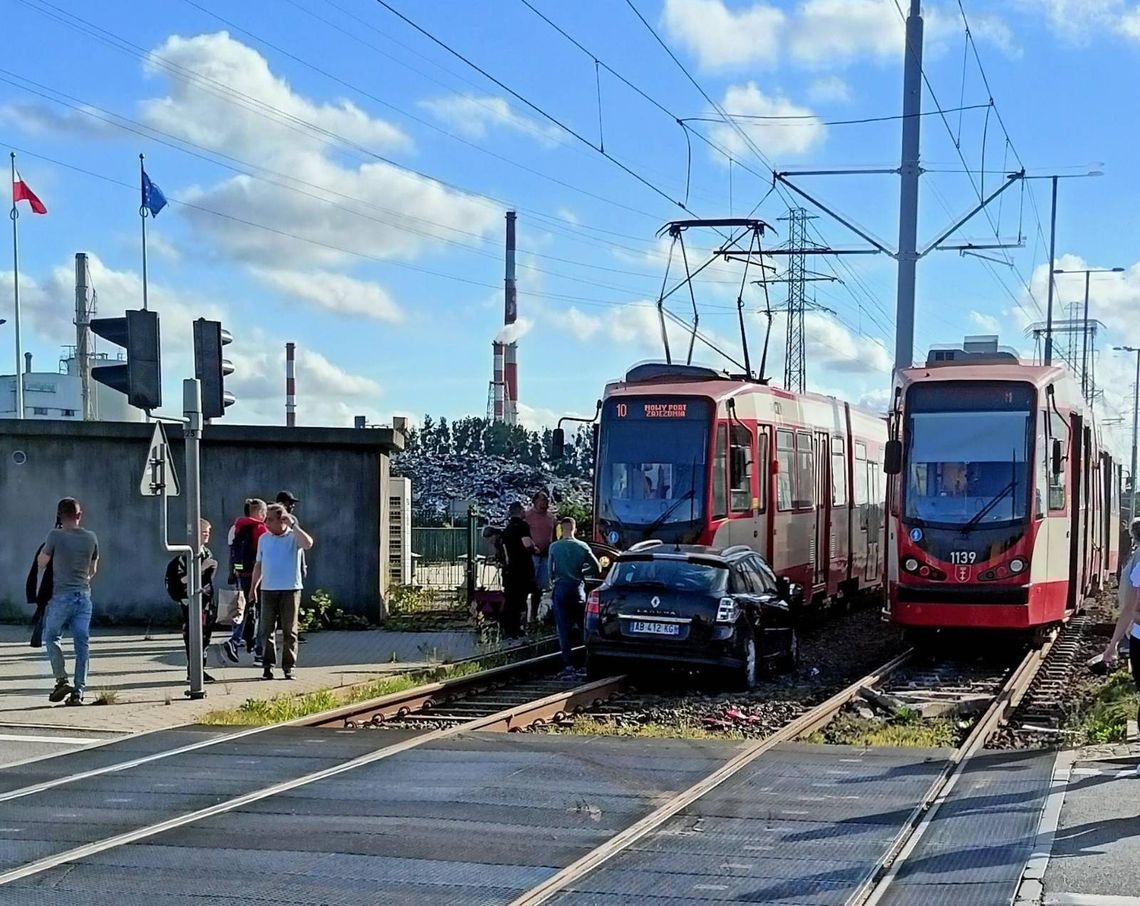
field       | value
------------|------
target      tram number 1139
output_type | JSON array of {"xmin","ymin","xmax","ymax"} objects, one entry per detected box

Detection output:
[{"xmin": 949, "ymin": 551, "xmax": 977, "ymax": 565}]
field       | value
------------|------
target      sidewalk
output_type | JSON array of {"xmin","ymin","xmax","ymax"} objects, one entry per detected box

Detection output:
[{"xmin": 0, "ymin": 623, "xmax": 490, "ymax": 734}]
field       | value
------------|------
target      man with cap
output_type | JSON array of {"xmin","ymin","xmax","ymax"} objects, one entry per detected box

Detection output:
[{"xmin": 276, "ymin": 491, "xmax": 300, "ymax": 513}]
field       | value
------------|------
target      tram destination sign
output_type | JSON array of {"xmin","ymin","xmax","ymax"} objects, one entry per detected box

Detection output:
[{"xmin": 607, "ymin": 397, "xmax": 709, "ymax": 420}]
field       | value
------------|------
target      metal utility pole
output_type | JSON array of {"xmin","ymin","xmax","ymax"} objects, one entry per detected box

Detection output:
[
  {"xmin": 1054, "ymin": 266, "xmax": 1124, "ymax": 402},
  {"xmin": 74, "ymin": 253, "xmax": 94, "ymax": 420},
  {"xmin": 183, "ymin": 378, "xmax": 206, "ymax": 699},
  {"xmin": 1044, "ymin": 177, "xmax": 1059, "ymax": 365},
  {"xmin": 785, "ymin": 208, "xmax": 808, "ymax": 394},
  {"xmin": 1118, "ymin": 346, "xmax": 1140, "ymax": 525},
  {"xmin": 894, "ymin": 0, "xmax": 923, "ymax": 373}
]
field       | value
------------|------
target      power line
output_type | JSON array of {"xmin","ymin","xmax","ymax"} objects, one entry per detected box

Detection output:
[{"xmin": 680, "ymin": 104, "xmax": 992, "ymax": 128}]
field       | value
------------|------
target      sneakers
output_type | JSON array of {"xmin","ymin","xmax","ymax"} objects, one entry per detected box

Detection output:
[
  {"xmin": 48, "ymin": 679, "xmax": 73, "ymax": 703},
  {"xmin": 556, "ymin": 667, "xmax": 578, "ymax": 682},
  {"xmin": 203, "ymin": 672, "xmax": 217, "ymax": 684},
  {"xmin": 66, "ymin": 690, "xmax": 84, "ymax": 706},
  {"xmin": 283, "ymin": 670, "xmax": 295, "ymax": 681},
  {"xmin": 222, "ymin": 640, "xmax": 240, "ymax": 663},
  {"xmin": 261, "ymin": 668, "xmax": 274, "ymax": 681}
]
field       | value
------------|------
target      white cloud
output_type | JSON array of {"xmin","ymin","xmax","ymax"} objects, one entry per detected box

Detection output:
[
  {"xmin": 1020, "ymin": 0, "xmax": 1140, "ymax": 42},
  {"xmin": 138, "ymin": 32, "xmax": 501, "ymax": 268},
  {"xmin": 0, "ymin": 102, "xmax": 120, "ymax": 138},
  {"xmin": 419, "ymin": 94, "xmax": 562, "ymax": 146},
  {"xmin": 968, "ymin": 310, "xmax": 1002, "ymax": 333},
  {"xmin": 1027, "ymin": 254, "xmax": 1140, "ymax": 346},
  {"xmin": 712, "ymin": 83, "xmax": 826, "ymax": 159},
  {"xmin": 802, "ymin": 310, "xmax": 893, "ymax": 375},
  {"xmin": 252, "ymin": 268, "xmax": 403, "ymax": 323},
  {"xmin": 142, "ymin": 32, "xmax": 410, "ymax": 158},
  {"xmin": 661, "ymin": 0, "xmax": 785, "ymax": 69},
  {"xmin": 807, "ymin": 76, "xmax": 851, "ymax": 104},
  {"xmin": 660, "ymin": 0, "xmax": 1014, "ymax": 70}
]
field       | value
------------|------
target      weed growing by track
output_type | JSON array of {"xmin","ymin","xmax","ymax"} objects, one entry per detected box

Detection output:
[
  {"xmin": 199, "ymin": 646, "xmax": 552, "ymax": 726},
  {"xmin": 1066, "ymin": 669, "xmax": 1139, "ymax": 745},
  {"xmin": 806, "ymin": 712, "xmax": 958, "ymax": 748}
]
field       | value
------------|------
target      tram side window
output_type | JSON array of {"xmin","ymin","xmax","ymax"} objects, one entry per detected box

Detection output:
[
  {"xmin": 794, "ymin": 431, "xmax": 815, "ymax": 509},
  {"xmin": 832, "ymin": 440, "xmax": 848, "ymax": 506},
  {"xmin": 1048, "ymin": 411, "xmax": 1067, "ymax": 511},
  {"xmin": 729, "ymin": 424, "xmax": 754, "ymax": 513},
  {"xmin": 1035, "ymin": 412, "xmax": 1047, "ymax": 517},
  {"xmin": 776, "ymin": 429, "xmax": 794, "ymax": 511},
  {"xmin": 713, "ymin": 425, "xmax": 728, "ymax": 520},
  {"xmin": 854, "ymin": 442, "xmax": 869, "ymax": 507}
]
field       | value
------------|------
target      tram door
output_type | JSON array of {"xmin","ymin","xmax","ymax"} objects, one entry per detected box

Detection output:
[{"xmin": 814, "ymin": 432, "xmax": 830, "ymax": 588}]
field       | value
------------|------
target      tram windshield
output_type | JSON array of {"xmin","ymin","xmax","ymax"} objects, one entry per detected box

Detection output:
[
  {"xmin": 596, "ymin": 396, "xmax": 712, "ymax": 544},
  {"xmin": 903, "ymin": 382, "xmax": 1035, "ymax": 528}
]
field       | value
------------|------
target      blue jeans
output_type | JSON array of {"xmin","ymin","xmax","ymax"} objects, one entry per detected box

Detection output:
[
  {"xmin": 44, "ymin": 591, "xmax": 92, "ymax": 693},
  {"xmin": 552, "ymin": 580, "xmax": 584, "ymax": 670}
]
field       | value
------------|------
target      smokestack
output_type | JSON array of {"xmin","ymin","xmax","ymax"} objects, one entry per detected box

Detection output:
[
  {"xmin": 285, "ymin": 342, "xmax": 296, "ymax": 427},
  {"xmin": 75, "ymin": 253, "xmax": 93, "ymax": 420},
  {"xmin": 504, "ymin": 211, "xmax": 518, "ymax": 425},
  {"xmin": 492, "ymin": 341, "xmax": 505, "ymax": 422},
  {"xmin": 504, "ymin": 344, "xmax": 518, "ymax": 426},
  {"xmin": 24, "ymin": 353, "xmax": 32, "ymax": 374}
]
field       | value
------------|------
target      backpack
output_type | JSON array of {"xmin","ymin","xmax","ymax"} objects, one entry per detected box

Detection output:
[
  {"xmin": 165, "ymin": 555, "xmax": 187, "ymax": 603},
  {"xmin": 229, "ymin": 522, "xmax": 258, "ymax": 580}
]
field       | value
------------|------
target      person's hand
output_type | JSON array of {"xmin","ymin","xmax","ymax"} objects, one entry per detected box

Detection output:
[{"xmin": 1104, "ymin": 642, "xmax": 1118, "ymax": 667}]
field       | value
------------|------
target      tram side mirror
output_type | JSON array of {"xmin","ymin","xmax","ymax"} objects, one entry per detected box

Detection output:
[
  {"xmin": 1052, "ymin": 438, "xmax": 1063, "ymax": 477},
  {"xmin": 551, "ymin": 427, "xmax": 566, "ymax": 460},
  {"xmin": 884, "ymin": 439, "xmax": 902, "ymax": 475}
]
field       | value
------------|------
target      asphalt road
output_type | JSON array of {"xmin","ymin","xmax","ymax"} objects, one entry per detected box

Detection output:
[{"xmin": 0, "ymin": 725, "xmax": 122, "ymax": 768}]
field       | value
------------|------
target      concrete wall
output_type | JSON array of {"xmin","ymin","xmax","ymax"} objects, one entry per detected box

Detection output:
[{"xmin": 0, "ymin": 419, "xmax": 403, "ymax": 623}]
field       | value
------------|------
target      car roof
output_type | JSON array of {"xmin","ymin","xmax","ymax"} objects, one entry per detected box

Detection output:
[{"xmin": 616, "ymin": 542, "xmax": 763, "ymax": 566}]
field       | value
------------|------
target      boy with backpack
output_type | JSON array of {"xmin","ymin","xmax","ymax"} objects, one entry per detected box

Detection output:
[
  {"xmin": 222, "ymin": 498, "xmax": 268, "ymax": 664},
  {"xmin": 165, "ymin": 519, "xmax": 218, "ymax": 683}
]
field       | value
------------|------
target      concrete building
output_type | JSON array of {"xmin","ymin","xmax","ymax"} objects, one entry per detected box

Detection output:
[
  {"xmin": 0, "ymin": 353, "xmax": 142, "ymax": 421},
  {"xmin": 0, "ymin": 419, "xmax": 404, "ymax": 623}
]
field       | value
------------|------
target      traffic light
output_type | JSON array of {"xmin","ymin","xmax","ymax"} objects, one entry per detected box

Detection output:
[
  {"xmin": 90, "ymin": 309, "xmax": 162, "ymax": 411},
  {"xmin": 193, "ymin": 318, "xmax": 234, "ymax": 420}
]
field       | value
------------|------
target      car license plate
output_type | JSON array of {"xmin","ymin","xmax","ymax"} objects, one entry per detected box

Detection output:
[{"xmin": 630, "ymin": 620, "xmax": 680, "ymax": 636}]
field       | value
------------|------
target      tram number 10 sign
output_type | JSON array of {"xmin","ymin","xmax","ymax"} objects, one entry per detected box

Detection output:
[{"xmin": 615, "ymin": 401, "xmax": 689, "ymax": 419}]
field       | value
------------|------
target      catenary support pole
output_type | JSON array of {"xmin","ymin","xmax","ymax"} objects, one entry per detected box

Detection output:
[
  {"xmin": 1081, "ymin": 271, "xmax": 1091, "ymax": 400},
  {"xmin": 893, "ymin": 0, "xmax": 923, "ymax": 373},
  {"xmin": 1044, "ymin": 175, "xmax": 1059, "ymax": 365},
  {"xmin": 184, "ymin": 379, "xmax": 205, "ymax": 700},
  {"xmin": 10, "ymin": 153, "xmax": 24, "ymax": 419},
  {"xmin": 1132, "ymin": 350, "xmax": 1139, "ymax": 526}
]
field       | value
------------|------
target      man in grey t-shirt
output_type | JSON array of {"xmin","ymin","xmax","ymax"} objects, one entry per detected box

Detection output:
[{"xmin": 38, "ymin": 497, "xmax": 99, "ymax": 705}]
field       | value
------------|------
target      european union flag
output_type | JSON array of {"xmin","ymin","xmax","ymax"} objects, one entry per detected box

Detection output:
[{"xmin": 141, "ymin": 169, "xmax": 167, "ymax": 217}]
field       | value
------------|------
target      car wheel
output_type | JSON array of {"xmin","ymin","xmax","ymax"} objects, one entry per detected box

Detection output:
[{"xmin": 730, "ymin": 634, "xmax": 758, "ymax": 691}]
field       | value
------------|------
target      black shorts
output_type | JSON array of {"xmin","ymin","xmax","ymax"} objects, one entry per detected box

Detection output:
[{"xmin": 1130, "ymin": 642, "xmax": 1140, "ymax": 690}]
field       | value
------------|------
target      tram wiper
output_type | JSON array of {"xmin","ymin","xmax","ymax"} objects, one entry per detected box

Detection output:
[
  {"xmin": 641, "ymin": 490, "xmax": 696, "ymax": 540},
  {"xmin": 960, "ymin": 479, "xmax": 1016, "ymax": 534}
]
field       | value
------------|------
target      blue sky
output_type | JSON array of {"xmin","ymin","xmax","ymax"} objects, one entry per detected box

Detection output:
[{"xmin": 2, "ymin": 0, "xmax": 1139, "ymax": 448}]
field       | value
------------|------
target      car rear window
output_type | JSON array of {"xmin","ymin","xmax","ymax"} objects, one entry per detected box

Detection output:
[{"xmin": 607, "ymin": 558, "xmax": 727, "ymax": 593}]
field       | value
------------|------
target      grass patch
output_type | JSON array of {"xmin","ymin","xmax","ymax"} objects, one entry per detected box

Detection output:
[
  {"xmin": 1066, "ymin": 669, "xmax": 1139, "ymax": 745},
  {"xmin": 91, "ymin": 688, "xmax": 120, "ymax": 706},
  {"xmin": 806, "ymin": 712, "xmax": 958, "ymax": 748},
  {"xmin": 198, "ymin": 646, "xmax": 549, "ymax": 727}
]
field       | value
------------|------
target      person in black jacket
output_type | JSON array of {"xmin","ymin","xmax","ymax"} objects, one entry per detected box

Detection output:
[{"xmin": 165, "ymin": 519, "xmax": 219, "ymax": 683}]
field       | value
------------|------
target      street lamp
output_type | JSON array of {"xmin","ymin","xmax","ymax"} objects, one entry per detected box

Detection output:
[
  {"xmin": 1115, "ymin": 345, "xmax": 1140, "ymax": 524},
  {"xmin": 1024, "ymin": 170, "xmax": 1105, "ymax": 365},
  {"xmin": 1054, "ymin": 266, "xmax": 1125, "ymax": 400}
]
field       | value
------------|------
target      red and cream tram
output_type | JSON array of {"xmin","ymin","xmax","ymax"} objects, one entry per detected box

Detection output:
[
  {"xmin": 885, "ymin": 339, "xmax": 1121, "ymax": 633},
  {"xmin": 593, "ymin": 362, "xmax": 888, "ymax": 606}
]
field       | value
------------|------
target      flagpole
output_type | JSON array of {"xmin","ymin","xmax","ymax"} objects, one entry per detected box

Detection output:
[
  {"xmin": 139, "ymin": 153, "xmax": 149, "ymax": 312},
  {"xmin": 10, "ymin": 152, "xmax": 24, "ymax": 420}
]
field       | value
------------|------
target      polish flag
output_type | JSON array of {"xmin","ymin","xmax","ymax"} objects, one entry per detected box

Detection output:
[{"xmin": 12, "ymin": 169, "xmax": 47, "ymax": 214}]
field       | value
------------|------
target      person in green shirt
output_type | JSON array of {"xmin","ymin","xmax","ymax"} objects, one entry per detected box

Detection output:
[{"xmin": 548, "ymin": 517, "xmax": 601, "ymax": 679}]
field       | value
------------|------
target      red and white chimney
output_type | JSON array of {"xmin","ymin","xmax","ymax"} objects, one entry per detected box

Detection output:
[
  {"xmin": 285, "ymin": 341, "xmax": 296, "ymax": 427},
  {"xmin": 492, "ymin": 341, "xmax": 505, "ymax": 421}
]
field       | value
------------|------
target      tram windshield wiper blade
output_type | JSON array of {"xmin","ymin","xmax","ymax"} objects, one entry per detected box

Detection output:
[
  {"xmin": 641, "ymin": 490, "xmax": 696, "ymax": 539},
  {"xmin": 960, "ymin": 480, "xmax": 1016, "ymax": 534}
]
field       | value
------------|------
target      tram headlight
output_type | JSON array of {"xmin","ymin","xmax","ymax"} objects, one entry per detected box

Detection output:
[
  {"xmin": 1009, "ymin": 558, "xmax": 1026, "ymax": 574},
  {"xmin": 904, "ymin": 557, "xmax": 919, "ymax": 573}
]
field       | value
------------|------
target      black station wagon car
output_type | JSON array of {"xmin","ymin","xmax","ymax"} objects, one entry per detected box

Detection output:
[{"xmin": 584, "ymin": 542, "xmax": 800, "ymax": 689}]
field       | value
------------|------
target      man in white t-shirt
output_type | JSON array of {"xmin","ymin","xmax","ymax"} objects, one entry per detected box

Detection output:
[
  {"xmin": 249, "ymin": 504, "xmax": 315, "ymax": 681},
  {"xmin": 1104, "ymin": 520, "xmax": 1140, "ymax": 707}
]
